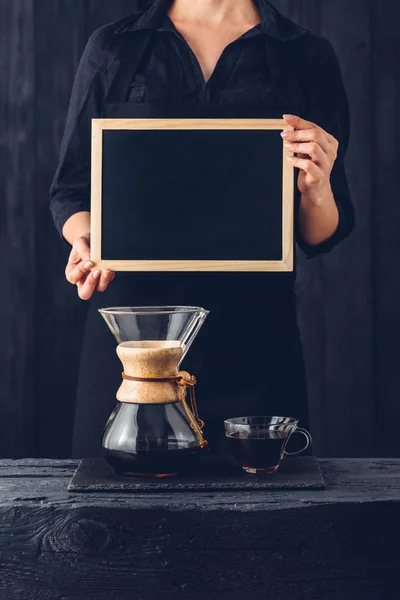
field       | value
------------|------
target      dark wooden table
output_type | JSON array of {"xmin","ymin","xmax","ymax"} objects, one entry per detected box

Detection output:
[{"xmin": 1, "ymin": 459, "xmax": 400, "ymax": 600}]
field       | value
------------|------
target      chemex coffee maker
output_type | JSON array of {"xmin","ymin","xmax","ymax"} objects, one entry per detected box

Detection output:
[{"xmin": 99, "ymin": 306, "xmax": 209, "ymax": 478}]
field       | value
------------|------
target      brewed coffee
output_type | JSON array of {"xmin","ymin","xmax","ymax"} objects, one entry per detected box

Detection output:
[
  {"xmin": 228, "ymin": 434, "xmax": 287, "ymax": 473},
  {"xmin": 103, "ymin": 446, "xmax": 202, "ymax": 477}
]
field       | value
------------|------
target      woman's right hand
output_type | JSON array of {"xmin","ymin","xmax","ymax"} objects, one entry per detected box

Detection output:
[{"xmin": 65, "ymin": 234, "xmax": 115, "ymax": 300}]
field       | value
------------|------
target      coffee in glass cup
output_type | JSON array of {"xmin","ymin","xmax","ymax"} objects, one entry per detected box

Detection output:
[{"xmin": 224, "ymin": 416, "xmax": 312, "ymax": 474}]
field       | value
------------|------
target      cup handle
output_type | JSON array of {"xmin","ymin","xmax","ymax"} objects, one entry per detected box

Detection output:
[{"xmin": 284, "ymin": 428, "xmax": 312, "ymax": 456}]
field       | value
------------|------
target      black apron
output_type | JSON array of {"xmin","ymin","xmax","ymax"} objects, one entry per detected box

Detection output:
[{"xmin": 72, "ymin": 31, "xmax": 310, "ymax": 458}]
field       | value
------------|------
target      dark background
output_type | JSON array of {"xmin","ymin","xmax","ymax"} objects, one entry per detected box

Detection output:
[{"xmin": 0, "ymin": 0, "xmax": 399, "ymax": 458}]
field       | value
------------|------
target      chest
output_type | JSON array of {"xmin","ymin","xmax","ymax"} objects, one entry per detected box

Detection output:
[
  {"xmin": 128, "ymin": 29, "xmax": 271, "ymax": 105},
  {"xmin": 170, "ymin": 21, "xmax": 259, "ymax": 84},
  {"xmin": 117, "ymin": 26, "xmax": 306, "ymax": 112}
]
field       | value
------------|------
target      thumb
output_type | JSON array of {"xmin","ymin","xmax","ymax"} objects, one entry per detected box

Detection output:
[{"xmin": 72, "ymin": 235, "xmax": 91, "ymax": 262}]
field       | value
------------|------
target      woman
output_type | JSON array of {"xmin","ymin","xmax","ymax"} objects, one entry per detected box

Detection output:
[{"xmin": 50, "ymin": 0, "xmax": 355, "ymax": 458}]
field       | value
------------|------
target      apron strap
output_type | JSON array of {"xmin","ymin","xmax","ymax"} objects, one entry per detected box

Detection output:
[
  {"xmin": 106, "ymin": 29, "xmax": 153, "ymax": 105},
  {"xmin": 264, "ymin": 36, "xmax": 305, "ymax": 115}
]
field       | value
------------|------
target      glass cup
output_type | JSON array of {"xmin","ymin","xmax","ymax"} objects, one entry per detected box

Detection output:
[{"xmin": 224, "ymin": 416, "xmax": 312, "ymax": 474}]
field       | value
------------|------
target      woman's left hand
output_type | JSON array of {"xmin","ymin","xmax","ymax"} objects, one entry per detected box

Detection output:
[{"xmin": 281, "ymin": 114, "xmax": 338, "ymax": 202}]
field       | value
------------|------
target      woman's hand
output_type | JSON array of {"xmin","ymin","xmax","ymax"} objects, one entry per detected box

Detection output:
[
  {"xmin": 281, "ymin": 114, "xmax": 338, "ymax": 203},
  {"xmin": 65, "ymin": 234, "xmax": 115, "ymax": 300}
]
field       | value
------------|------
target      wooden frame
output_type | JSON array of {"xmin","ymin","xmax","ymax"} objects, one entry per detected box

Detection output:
[{"xmin": 91, "ymin": 119, "xmax": 294, "ymax": 272}]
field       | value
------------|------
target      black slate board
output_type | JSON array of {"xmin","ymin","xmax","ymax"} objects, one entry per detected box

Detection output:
[{"xmin": 68, "ymin": 456, "xmax": 326, "ymax": 493}]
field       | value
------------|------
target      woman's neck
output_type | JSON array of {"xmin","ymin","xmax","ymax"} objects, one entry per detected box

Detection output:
[{"xmin": 167, "ymin": 0, "xmax": 261, "ymax": 28}]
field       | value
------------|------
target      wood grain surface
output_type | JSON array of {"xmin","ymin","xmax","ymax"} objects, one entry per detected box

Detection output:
[{"xmin": 1, "ymin": 459, "xmax": 400, "ymax": 599}]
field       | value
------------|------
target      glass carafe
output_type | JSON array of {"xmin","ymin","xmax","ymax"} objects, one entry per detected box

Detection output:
[{"xmin": 99, "ymin": 306, "xmax": 209, "ymax": 477}]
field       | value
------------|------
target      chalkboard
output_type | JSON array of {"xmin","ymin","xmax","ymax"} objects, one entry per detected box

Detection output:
[{"xmin": 91, "ymin": 119, "xmax": 294, "ymax": 271}]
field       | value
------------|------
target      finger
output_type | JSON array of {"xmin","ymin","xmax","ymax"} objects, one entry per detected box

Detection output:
[
  {"xmin": 284, "ymin": 141, "xmax": 330, "ymax": 166},
  {"xmin": 66, "ymin": 259, "xmax": 94, "ymax": 284},
  {"xmin": 282, "ymin": 114, "xmax": 335, "ymax": 152},
  {"xmin": 100, "ymin": 270, "xmax": 116, "ymax": 290},
  {"xmin": 72, "ymin": 235, "xmax": 91, "ymax": 262},
  {"xmin": 282, "ymin": 128, "xmax": 331, "ymax": 154},
  {"xmin": 287, "ymin": 155, "xmax": 323, "ymax": 180},
  {"xmin": 282, "ymin": 114, "xmax": 318, "ymax": 131},
  {"xmin": 104, "ymin": 271, "xmax": 116, "ymax": 284},
  {"xmin": 66, "ymin": 248, "xmax": 85, "ymax": 270},
  {"xmin": 77, "ymin": 269, "xmax": 101, "ymax": 301},
  {"xmin": 326, "ymin": 132, "xmax": 339, "ymax": 149},
  {"xmin": 96, "ymin": 270, "xmax": 114, "ymax": 293}
]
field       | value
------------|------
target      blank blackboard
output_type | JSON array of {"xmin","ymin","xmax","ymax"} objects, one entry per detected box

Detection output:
[{"xmin": 91, "ymin": 119, "xmax": 294, "ymax": 271}]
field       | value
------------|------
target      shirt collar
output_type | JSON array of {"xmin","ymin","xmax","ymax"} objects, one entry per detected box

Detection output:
[{"xmin": 119, "ymin": 0, "xmax": 306, "ymax": 41}]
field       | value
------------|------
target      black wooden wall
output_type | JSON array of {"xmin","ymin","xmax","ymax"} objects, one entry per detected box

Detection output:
[{"xmin": 0, "ymin": 0, "xmax": 399, "ymax": 458}]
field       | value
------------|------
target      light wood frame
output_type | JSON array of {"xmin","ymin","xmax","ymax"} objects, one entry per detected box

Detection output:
[{"xmin": 91, "ymin": 118, "xmax": 294, "ymax": 272}]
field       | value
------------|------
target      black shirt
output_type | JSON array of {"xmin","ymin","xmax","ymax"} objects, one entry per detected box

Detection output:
[{"xmin": 49, "ymin": 0, "xmax": 355, "ymax": 257}]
